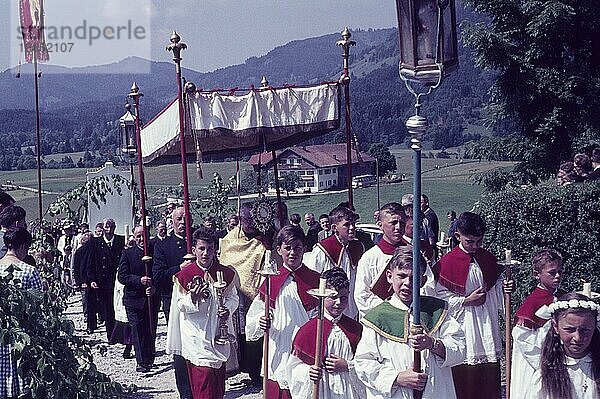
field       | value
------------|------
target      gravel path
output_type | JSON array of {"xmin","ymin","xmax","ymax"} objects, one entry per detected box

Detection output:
[{"xmin": 66, "ymin": 293, "xmax": 262, "ymax": 399}]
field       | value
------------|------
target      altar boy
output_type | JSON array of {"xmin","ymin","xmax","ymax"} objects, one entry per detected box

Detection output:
[
  {"xmin": 354, "ymin": 247, "xmax": 465, "ymax": 398},
  {"xmin": 245, "ymin": 225, "xmax": 321, "ymax": 398},
  {"xmin": 287, "ymin": 268, "xmax": 364, "ymax": 399}
]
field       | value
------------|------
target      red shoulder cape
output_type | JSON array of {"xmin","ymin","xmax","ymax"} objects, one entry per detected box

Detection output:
[
  {"xmin": 514, "ymin": 287, "xmax": 566, "ymax": 329},
  {"xmin": 292, "ymin": 315, "xmax": 363, "ymax": 365},
  {"xmin": 436, "ymin": 246, "xmax": 500, "ymax": 295},
  {"xmin": 175, "ymin": 261, "xmax": 236, "ymax": 291},
  {"xmin": 257, "ymin": 264, "xmax": 319, "ymax": 311},
  {"xmin": 370, "ymin": 239, "xmax": 408, "ymax": 299},
  {"xmin": 315, "ymin": 235, "xmax": 364, "ymax": 269},
  {"xmin": 376, "ymin": 238, "xmax": 399, "ymax": 255}
]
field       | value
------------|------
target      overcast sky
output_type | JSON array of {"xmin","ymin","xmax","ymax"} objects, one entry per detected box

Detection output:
[{"xmin": 1, "ymin": 0, "xmax": 398, "ymax": 73}]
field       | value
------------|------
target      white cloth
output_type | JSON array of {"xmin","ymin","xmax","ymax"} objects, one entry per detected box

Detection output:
[
  {"xmin": 113, "ymin": 280, "xmax": 128, "ymax": 323},
  {"xmin": 531, "ymin": 354, "xmax": 598, "ymax": 399},
  {"xmin": 509, "ymin": 322, "xmax": 551, "ymax": 399},
  {"xmin": 354, "ymin": 245, "xmax": 393, "ymax": 319},
  {"xmin": 141, "ymin": 84, "xmax": 340, "ymax": 163},
  {"xmin": 305, "ymin": 240, "xmax": 359, "ymax": 319},
  {"xmin": 287, "ymin": 313, "xmax": 366, "ymax": 399},
  {"xmin": 435, "ymin": 255, "xmax": 504, "ymax": 364},
  {"xmin": 354, "ymin": 296, "xmax": 465, "ymax": 399},
  {"xmin": 166, "ymin": 272, "xmax": 239, "ymax": 368},
  {"xmin": 245, "ymin": 273, "xmax": 316, "ymax": 389}
]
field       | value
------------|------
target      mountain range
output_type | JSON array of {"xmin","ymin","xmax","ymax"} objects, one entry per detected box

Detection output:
[{"xmin": 0, "ymin": 9, "xmax": 498, "ymax": 168}]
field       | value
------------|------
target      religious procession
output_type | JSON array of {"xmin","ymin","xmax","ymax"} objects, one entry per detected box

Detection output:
[{"xmin": 1, "ymin": 1, "xmax": 599, "ymax": 399}]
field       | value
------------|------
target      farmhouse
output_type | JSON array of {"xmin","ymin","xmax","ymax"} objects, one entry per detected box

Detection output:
[{"xmin": 248, "ymin": 143, "xmax": 375, "ymax": 193}]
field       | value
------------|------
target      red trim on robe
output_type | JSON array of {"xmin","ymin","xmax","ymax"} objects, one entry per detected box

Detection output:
[
  {"xmin": 436, "ymin": 246, "xmax": 500, "ymax": 296},
  {"xmin": 292, "ymin": 315, "xmax": 362, "ymax": 365},
  {"xmin": 377, "ymin": 238, "xmax": 400, "ymax": 255},
  {"xmin": 257, "ymin": 264, "xmax": 320, "ymax": 311},
  {"xmin": 315, "ymin": 235, "xmax": 365, "ymax": 269},
  {"xmin": 370, "ymin": 240, "xmax": 408, "ymax": 299},
  {"xmin": 175, "ymin": 261, "xmax": 236, "ymax": 290},
  {"xmin": 514, "ymin": 287, "xmax": 566, "ymax": 329}
]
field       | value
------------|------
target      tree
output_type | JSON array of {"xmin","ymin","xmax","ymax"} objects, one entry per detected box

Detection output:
[
  {"xmin": 194, "ymin": 173, "xmax": 236, "ymax": 229},
  {"xmin": 280, "ymin": 172, "xmax": 301, "ymax": 197},
  {"xmin": 368, "ymin": 142, "xmax": 397, "ymax": 176},
  {"xmin": 462, "ymin": 0, "xmax": 600, "ymax": 186}
]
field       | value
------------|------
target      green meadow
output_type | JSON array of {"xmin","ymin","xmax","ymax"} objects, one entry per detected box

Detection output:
[{"xmin": 0, "ymin": 149, "xmax": 514, "ymax": 234}]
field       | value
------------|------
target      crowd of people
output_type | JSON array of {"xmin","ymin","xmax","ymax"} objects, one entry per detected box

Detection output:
[
  {"xmin": 0, "ymin": 187, "xmax": 598, "ymax": 399},
  {"xmin": 557, "ymin": 146, "xmax": 600, "ymax": 185}
]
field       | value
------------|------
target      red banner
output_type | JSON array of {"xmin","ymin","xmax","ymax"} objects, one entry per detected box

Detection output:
[{"xmin": 19, "ymin": 0, "xmax": 49, "ymax": 62}]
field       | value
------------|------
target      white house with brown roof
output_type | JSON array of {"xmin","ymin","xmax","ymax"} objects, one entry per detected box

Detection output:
[{"xmin": 248, "ymin": 143, "xmax": 375, "ymax": 193}]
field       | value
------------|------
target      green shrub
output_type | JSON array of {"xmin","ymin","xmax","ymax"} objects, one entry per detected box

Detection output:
[
  {"xmin": 476, "ymin": 180, "xmax": 600, "ymax": 311},
  {"xmin": 0, "ymin": 267, "xmax": 134, "ymax": 398}
]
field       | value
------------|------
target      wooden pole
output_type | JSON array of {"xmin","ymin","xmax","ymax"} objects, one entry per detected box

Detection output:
[
  {"xmin": 262, "ymin": 275, "xmax": 271, "ymax": 399},
  {"xmin": 130, "ymin": 83, "xmax": 154, "ymax": 336},
  {"xmin": 312, "ymin": 301, "xmax": 325, "ymax": 399},
  {"xmin": 166, "ymin": 31, "xmax": 193, "ymax": 255}
]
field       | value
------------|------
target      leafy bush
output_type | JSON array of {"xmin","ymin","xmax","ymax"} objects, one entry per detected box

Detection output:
[
  {"xmin": 476, "ymin": 180, "xmax": 600, "ymax": 311},
  {"xmin": 0, "ymin": 267, "xmax": 134, "ymax": 398}
]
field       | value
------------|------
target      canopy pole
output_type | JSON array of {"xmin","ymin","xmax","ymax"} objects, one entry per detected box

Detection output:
[
  {"xmin": 166, "ymin": 31, "xmax": 194, "ymax": 257},
  {"xmin": 336, "ymin": 27, "xmax": 356, "ymax": 208},
  {"xmin": 129, "ymin": 82, "xmax": 155, "ymax": 335},
  {"xmin": 33, "ymin": 50, "xmax": 43, "ymax": 224}
]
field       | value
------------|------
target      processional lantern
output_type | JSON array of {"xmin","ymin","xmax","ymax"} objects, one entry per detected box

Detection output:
[
  {"xmin": 119, "ymin": 101, "xmax": 137, "ymax": 161},
  {"xmin": 395, "ymin": 0, "xmax": 458, "ymax": 86}
]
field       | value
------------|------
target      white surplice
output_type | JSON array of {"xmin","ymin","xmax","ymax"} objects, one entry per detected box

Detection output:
[
  {"xmin": 245, "ymin": 272, "xmax": 317, "ymax": 389},
  {"xmin": 434, "ymin": 251, "xmax": 504, "ymax": 365},
  {"xmin": 166, "ymin": 273, "xmax": 239, "ymax": 368},
  {"xmin": 354, "ymin": 245, "xmax": 393, "ymax": 319},
  {"xmin": 306, "ymin": 238, "xmax": 359, "ymax": 319},
  {"xmin": 287, "ymin": 313, "xmax": 366, "ymax": 399},
  {"xmin": 510, "ymin": 321, "xmax": 551, "ymax": 399},
  {"xmin": 354, "ymin": 296, "xmax": 465, "ymax": 399}
]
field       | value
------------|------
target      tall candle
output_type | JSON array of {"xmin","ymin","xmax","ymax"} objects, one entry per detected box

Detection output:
[
  {"xmin": 124, "ymin": 224, "xmax": 130, "ymax": 243},
  {"xmin": 505, "ymin": 249, "xmax": 512, "ymax": 264},
  {"xmin": 217, "ymin": 271, "xmax": 224, "ymax": 284},
  {"xmin": 583, "ymin": 282, "xmax": 592, "ymax": 298},
  {"xmin": 440, "ymin": 232, "xmax": 446, "ymax": 243},
  {"xmin": 318, "ymin": 277, "xmax": 327, "ymax": 294}
]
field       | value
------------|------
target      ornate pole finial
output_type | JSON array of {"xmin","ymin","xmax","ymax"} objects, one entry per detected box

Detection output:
[
  {"xmin": 260, "ymin": 76, "xmax": 269, "ymax": 88},
  {"xmin": 129, "ymin": 82, "xmax": 143, "ymax": 99},
  {"xmin": 166, "ymin": 30, "xmax": 187, "ymax": 67},
  {"xmin": 184, "ymin": 81, "xmax": 197, "ymax": 94},
  {"xmin": 336, "ymin": 27, "xmax": 356, "ymax": 84}
]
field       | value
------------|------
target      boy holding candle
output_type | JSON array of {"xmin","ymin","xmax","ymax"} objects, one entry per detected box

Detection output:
[
  {"xmin": 354, "ymin": 246, "xmax": 466, "ymax": 398},
  {"xmin": 245, "ymin": 225, "xmax": 321, "ymax": 398},
  {"xmin": 510, "ymin": 248, "xmax": 565, "ymax": 399},
  {"xmin": 166, "ymin": 227, "xmax": 239, "ymax": 399},
  {"xmin": 434, "ymin": 211, "xmax": 514, "ymax": 399},
  {"xmin": 307, "ymin": 206, "xmax": 364, "ymax": 319},
  {"xmin": 287, "ymin": 268, "xmax": 365, "ymax": 399}
]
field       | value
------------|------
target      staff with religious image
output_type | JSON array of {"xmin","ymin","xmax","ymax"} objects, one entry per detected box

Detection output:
[{"xmin": 531, "ymin": 293, "xmax": 600, "ymax": 399}]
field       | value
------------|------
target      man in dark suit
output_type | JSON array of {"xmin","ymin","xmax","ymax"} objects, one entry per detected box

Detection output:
[
  {"xmin": 85, "ymin": 218, "xmax": 125, "ymax": 342},
  {"xmin": 118, "ymin": 225, "xmax": 159, "ymax": 373},
  {"xmin": 152, "ymin": 206, "xmax": 192, "ymax": 399}
]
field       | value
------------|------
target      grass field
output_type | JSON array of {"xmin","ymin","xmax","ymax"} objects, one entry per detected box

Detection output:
[{"xmin": 0, "ymin": 149, "xmax": 514, "ymax": 233}]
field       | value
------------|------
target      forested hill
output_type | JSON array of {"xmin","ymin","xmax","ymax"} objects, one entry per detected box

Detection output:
[{"xmin": 0, "ymin": 7, "xmax": 498, "ymax": 170}]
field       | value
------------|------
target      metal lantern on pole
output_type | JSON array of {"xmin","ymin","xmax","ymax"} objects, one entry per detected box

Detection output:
[
  {"xmin": 394, "ymin": 1, "xmax": 457, "ymax": 398},
  {"xmin": 119, "ymin": 102, "xmax": 137, "ymax": 161}
]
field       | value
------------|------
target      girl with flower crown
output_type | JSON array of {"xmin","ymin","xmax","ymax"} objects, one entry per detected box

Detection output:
[{"xmin": 531, "ymin": 292, "xmax": 600, "ymax": 399}]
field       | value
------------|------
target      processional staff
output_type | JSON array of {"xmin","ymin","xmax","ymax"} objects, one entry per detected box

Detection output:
[
  {"xmin": 259, "ymin": 260, "xmax": 279, "ymax": 399},
  {"xmin": 166, "ymin": 31, "xmax": 195, "ymax": 260},
  {"xmin": 499, "ymin": 249, "xmax": 519, "ymax": 399},
  {"xmin": 129, "ymin": 82, "xmax": 155, "ymax": 334},
  {"xmin": 336, "ymin": 27, "xmax": 356, "ymax": 209},
  {"xmin": 307, "ymin": 277, "xmax": 337, "ymax": 399}
]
